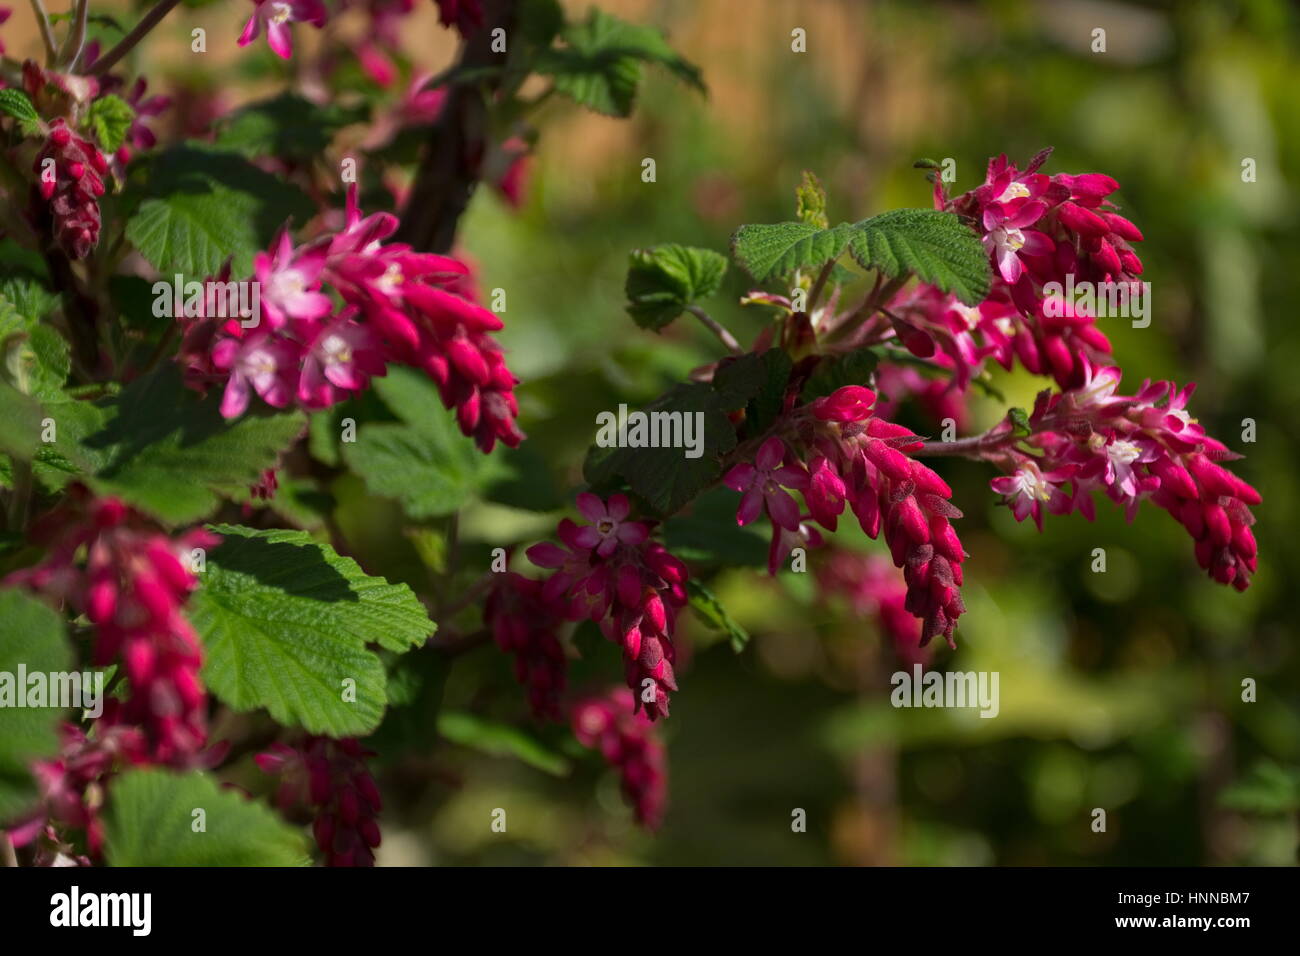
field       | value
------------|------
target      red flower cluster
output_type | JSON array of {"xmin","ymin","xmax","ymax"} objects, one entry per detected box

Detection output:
[
  {"xmin": 570, "ymin": 689, "xmax": 667, "ymax": 829},
  {"xmin": 918, "ymin": 148, "xmax": 1144, "ymax": 389},
  {"xmin": 32, "ymin": 119, "xmax": 107, "ymax": 260},
  {"xmin": 257, "ymin": 736, "xmax": 383, "ymax": 867},
  {"xmin": 6, "ymin": 492, "xmax": 218, "ymax": 764},
  {"xmin": 989, "ymin": 362, "xmax": 1261, "ymax": 589},
  {"xmin": 484, "ymin": 572, "xmax": 568, "ymax": 721},
  {"xmin": 721, "ymin": 384, "xmax": 967, "ymax": 647},
  {"xmin": 526, "ymin": 494, "xmax": 689, "ymax": 719},
  {"xmin": 178, "ymin": 186, "xmax": 524, "ymax": 452},
  {"xmin": 9, "ymin": 724, "xmax": 145, "ymax": 864}
]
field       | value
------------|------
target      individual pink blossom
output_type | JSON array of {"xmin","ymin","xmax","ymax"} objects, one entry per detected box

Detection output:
[
  {"xmin": 253, "ymin": 229, "xmax": 333, "ymax": 329},
  {"xmin": 722, "ymin": 436, "xmax": 809, "ymax": 530},
  {"xmin": 990, "ymin": 460, "xmax": 1074, "ymax": 530},
  {"xmin": 297, "ymin": 313, "xmax": 387, "ymax": 408},
  {"xmin": 238, "ymin": 0, "xmax": 328, "ymax": 60},
  {"xmin": 570, "ymin": 492, "xmax": 648, "ymax": 557},
  {"xmin": 214, "ymin": 332, "xmax": 302, "ymax": 418}
]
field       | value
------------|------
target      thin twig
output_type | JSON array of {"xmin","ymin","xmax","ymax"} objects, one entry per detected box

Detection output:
[
  {"xmin": 28, "ymin": 0, "xmax": 58, "ymax": 65},
  {"xmin": 686, "ymin": 305, "xmax": 743, "ymax": 355},
  {"xmin": 89, "ymin": 0, "xmax": 184, "ymax": 76},
  {"xmin": 806, "ymin": 260, "xmax": 836, "ymax": 316},
  {"xmin": 59, "ymin": 0, "xmax": 90, "ymax": 70}
]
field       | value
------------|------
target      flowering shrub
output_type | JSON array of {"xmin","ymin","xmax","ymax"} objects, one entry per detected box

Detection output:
[{"xmin": 0, "ymin": 0, "xmax": 1260, "ymax": 867}]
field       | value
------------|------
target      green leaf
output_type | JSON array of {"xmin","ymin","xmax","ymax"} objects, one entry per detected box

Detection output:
[
  {"xmin": 0, "ymin": 381, "xmax": 44, "ymax": 461},
  {"xmin": 795, "ymin": 170, "xmax": 829, "ymax": 229},
  {"xmin": 0, "ymin": 591, "xmax": 72, "ymax": 822},
  {"xmin": 102, "ymin": 769, "xmax": 309, "ymax": 866},
  {"xmin": 124, "ymin": 145, "xmax": 315, "ymax": 278},
  {"xmin": 845, "ymin": 208, "xmax": 991, "ymax": 305},
  {"xmin": 84, "ymin": 94, "xmax": 135, "ymax": 153},
  {"xmin": 1, "ymin": 295, "xmax": 70, "ymax": 400},
  {"xmin": 0, "ymin": 88, "xmax": 41, "ymax": 136},
  {"xmin": 583, "ymin": 381, "xmax": 737, "ymax": 517},
  {"xmin": 536, "ymin": 8, "xmax": 704, "ymax": 117},
  {"xmin": 342, "ymin": 367, "xmax": 507, "ymax": 520},
  {"xmin": 625, "ymin": 244, "xmax": 727, "ymax": 331},
  {"xmin": 730, "ymin": 221, "xmax": 850, "ymax": 283},
  {"xmin": 1220, "ymin": 761, "xmax": 1300, "ymax": 815},
  {"xmin": 215, "ymin": 93, "xmax": 367, "ymax": 163},
  {"xmin": 713, "ymin": 348, "xmax": 792, "ymax": 437},
  {"xmin": 663, "ymin": 487, "xmax": 768, "ymax": 567},
  {"xmin": 190, "ymin": 524, "xmax": 436, "ymax": 736},
  {"xmin": 801, "ymin": 347, "xmax": 879, "ymax": 402},
  {"xmin": 71, "ymin": 365, "xmax": 305, "ymax": 524},
  {"xmin": 437, "ymin": 711, "xmax": 570, "ymax": 776},
  {"xmin": 1007, "ymin": 406, "xmax": 1031, "ymax": 438},
  {"xmin": 686, "ymin": 579, "xmax": 750, "ymax": 653}
]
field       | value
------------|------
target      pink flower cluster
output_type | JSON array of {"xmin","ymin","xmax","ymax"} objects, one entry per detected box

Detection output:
[
  {"xmin": 257, "ymin": 736, "xmax": 383, "ymax": 867},
  {"xmin": 178, "ymin": 186, "xmax": 524, "ymax": 453},
  {"xmin": 8, "ymin": 724, "xmax": 145, "ymax": 864},
  {"xmin": 570, "ymin": 688, "xmax": 667, "ymax": 829},
  {"xmin": 32, "ymin": 119, "xmax": 107, "ymax": 260},
  {"xmin": 6, "ymin": 492, "xmax": 218, "ymax": 764},
  {"xmin": 721, "ymin": 383, "xmax": 967, "ymax": 647},
  {"xmin": 526, "ymin": 494, "xmax": 689, "ymax": 720},
  {"xmin": 990, "ymin": 362, "xmax": 1261, "ymax": 589},
  {"xmin": 883, "ymin": 149, "xmax": 1144, "ymax": 394},
  {"xmin": 484, "ymin": 572, "xmax": 568, "ymax": 721},
  {"xmin": 817, "ymin": 551, "xmax": 931, "ymax": 668}
]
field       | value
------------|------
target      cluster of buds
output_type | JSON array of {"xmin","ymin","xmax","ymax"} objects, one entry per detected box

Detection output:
[
  {"xmin": 816, "ymin": 551, "xmax": 931, "ymax": 668},
  {"xmin": 5, "ymin": 492, "xmax": 218, "ymax": 764},
  {"xmin": 526, "ymin": 494, "xmax": 689, "ymax": 719},
  {"xmin": 8, "ymin": 724, "xmax": 146, "ymax": 864},
  {"xmin": 721, "ymin": 384, "xmax": 967, "ymax": 648},
  {"xmin": 257, "ymin": 736, "xmax": 383, "ymax": 866},
  {"xmin": 484, "ymin": 573, "xmax": 568, "ymax": 721},
  {"xmin": 988, "ymin": 362, "xmax": 1260, "ymax": 590},
  {"xmin": 570, "ymin": 689, "xmax": 667, "ymax": 829},
  {"xmin": 177, "ymin": 186, "xmax": 524, "ymax": 452},
  {"xmin": 31, "ymin": 119, "xmax": 107, "ymax": 260}
]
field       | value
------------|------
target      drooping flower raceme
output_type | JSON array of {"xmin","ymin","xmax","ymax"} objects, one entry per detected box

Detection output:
[
  {"xmin": 720, "ymin": 384, "xmax": 968, "ymax": 648},
  {"xmin": 257, "ymin": 736, "xmax": 383, "ymax": 867},
  {"xmin": 526, "ymin": 494, "xmax": 688, "ymax": 720},
  {"xmin": 5, "ymin": 492, "xmax": 219, "ymax": 765},
  {"xmin": 177, "ymin": 186, "xmax": 524, "ymax": 453},
  {"xmin": 988, "ymin": 362, "xmax": 1261, "ymax": 590},
  {"xmin": 570, "ymin": 689, "xmax": 667, "ymax": 829}
]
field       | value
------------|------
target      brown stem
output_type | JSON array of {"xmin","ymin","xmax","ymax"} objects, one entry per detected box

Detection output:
[
  {"xmin": 89, "ymin": 0, "xmax": 184, "ymax": 77},
  {"xmin": 686, "ymin": 305, "xmax": 743, "ymax": 355},
  {"xmin": 28, "ymin": 0, "xmax": 57, "ymax": 65},
  {"xmin": 393, "ymin": 0, "xmax": 518, "ymax": 252}
]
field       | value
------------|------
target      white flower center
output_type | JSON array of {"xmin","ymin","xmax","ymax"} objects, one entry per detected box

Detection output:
[
  {"xmin": 953, "ymin": 303, "xmax": 982, "ymax": 331},
  {"xmin": 270, "ymin": 2, "xmax": 293, "ymax": 24},
  {"xmin": 1107, "ymin": 440, "xmax": 1141, "ymax": 467},
  {"xmin": 996, "ymin": 181, "xmax": 1031, "ymax": 203},
  {"xmin": 321, "ymin": 334, "xmax": 352, "ymax": 365}
]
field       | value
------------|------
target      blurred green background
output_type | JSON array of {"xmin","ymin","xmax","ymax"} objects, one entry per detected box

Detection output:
[
  {"xmin": 18, "ymin": 0, "xmax": 1295, "ymax": 864},
  {"xmin": 401, "ymin": 0, "xmax": 1299, "ymax": 866}
]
